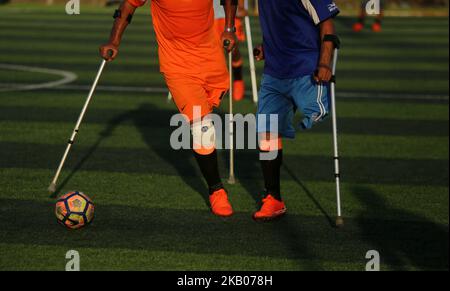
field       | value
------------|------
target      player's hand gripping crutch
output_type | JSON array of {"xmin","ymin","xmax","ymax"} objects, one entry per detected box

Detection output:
[
  {"xmin": 48, "ymin": 52, "xmax": 112, "ymax": 193},
  {"xmin": 327, "ymin": 36, "xmax": 343, "ymax": 227},
  {"xmin": 224, "ymin": 39, "xmax": 236, "ymax": 184}
]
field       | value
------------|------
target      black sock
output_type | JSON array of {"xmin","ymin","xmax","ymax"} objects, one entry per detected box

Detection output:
[
  {"xmin": 260, "ymin": 149, "xmax": 283, "ymax": 201},
  {"xmin": 232, "ymin": 65, "xmax": 243, "ymax": 81},
  {"xmin": 193, "ymin": 150, "xmax": 223, "ymax": 194}
]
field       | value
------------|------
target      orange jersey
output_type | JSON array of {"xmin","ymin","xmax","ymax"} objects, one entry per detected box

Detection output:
[
  {"xmin": 127, "ymin": 0, "xmax": 229, "ymax": 121},
  {"xmin": 127, "ymin": 0, "xmax": 227, "ymax": 78}
]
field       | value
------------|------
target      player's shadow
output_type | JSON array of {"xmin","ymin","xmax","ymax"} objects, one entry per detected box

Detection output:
[
  {"xmin": 51, "ymin": 103, "xmax": 209, "ymax": 206},
  {"xmin": 352, "ymin": 185, "xmax": 449, "ymax": 270},
  {"xmin": 132, "ymin": 104, "xmax": 210, "ymax": 205}
]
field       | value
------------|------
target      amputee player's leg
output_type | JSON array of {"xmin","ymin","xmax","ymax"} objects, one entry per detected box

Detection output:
[
  {"xmin": 254, "ymin": 75, "xmax": 292, "ymax": 221},
  {"xmin": 291, "ymin": 75, "xmax": 330, "ymax": 131},
  {"xmin": 165, "ymin": 74, "xmax": 233, "ymax": 217}
]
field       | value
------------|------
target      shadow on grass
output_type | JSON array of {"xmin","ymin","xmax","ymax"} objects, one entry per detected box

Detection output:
[
  {"xmin": 52, "ymin": 103, "xmax": 209, "ymax": 206},
  {"xmin": 1, "ymin": 199, "xmax": 327, "ymax": 269},
  {"xmin": 1, "ymin": 196, "xmax": 448, "ymax": 270},
  {"xmin": 282, "ymin": 164, "xmax": 334, "ymax": 228},
  {"xmin": 2, "ymin": 105, "xmax": 449, "ymax": 137},
  {"xmin": 352, "ymin": 185, "xmax": 449, "ymax": 270}
]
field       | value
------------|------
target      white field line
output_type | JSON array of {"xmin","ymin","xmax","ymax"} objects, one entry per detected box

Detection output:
[
  {"xmin": 335, "ymin": 91, "xmax": 449, "ymax": 101},
  {"xmin": 0, "ymin": 63, "xmax": 78, "ymax": 92},
  {"xmin": 1, "ymin": 82, "xmax": 448, "ymax": 101},
  {"xmin": 0, "ymin": 63, "xmax": 447, "ymax": 101},
  {"xmin": 57, "ymin": 84, "xmax": 449, "ymax": 101}
]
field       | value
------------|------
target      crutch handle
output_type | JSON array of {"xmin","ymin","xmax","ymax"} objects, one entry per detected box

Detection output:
[
  {"xmin": 107, "ymin": 49, "xmax": 115, "ymax": 58},
  {"xmin": 253, "ymin": 47, "xmax": 261, "ymax": 58}
]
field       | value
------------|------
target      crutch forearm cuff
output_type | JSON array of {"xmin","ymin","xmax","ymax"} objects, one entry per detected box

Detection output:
[{"xmin": 323, "ymin": 34, "xmax": 341, "ymax": 49}]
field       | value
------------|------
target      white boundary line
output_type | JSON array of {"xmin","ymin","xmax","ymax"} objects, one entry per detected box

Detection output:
[
  {"xmin": 55, "ymin": 84, "xmax": 449, "ymax": 101},
  {"xmin": 1, "ymin": 82, "xmax": 447, "ymax": 102},
  {"xmin": 337, "ymin": 91, "xmax": 449, "ymax": 101},
  {"xmin": 0, "ymin": 63, "xmax": 78, "ymax": 92},
  {"xmin": 0, "ymin": 63, "xmax": 447, "ymax": 101}
]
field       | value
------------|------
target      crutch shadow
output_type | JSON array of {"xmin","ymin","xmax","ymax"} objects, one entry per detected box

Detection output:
[
  {"xmin": 221, "ymin": 149, "xmax": 327, "ymax": 270},
  {"xmin": 49, "ymin": 139, "xmax": 102, "ymax": 199},
  {"xmin": 282, "ymin": 163, "xmax": 334, "ymax": 228},
  {"xmin": 216, "ymin": 108, "xmax": 334, "ymax": 227},
  {"xmin": 48, "ymin": 113, "xmax": 126, "ymax": 199},
  {"xmin": 230, "ymin": 149, "xmax": 335, "ymax": 228},
  {"xmin": 50, "ymin": 103, "xmax": 209, "ymax": 206}
]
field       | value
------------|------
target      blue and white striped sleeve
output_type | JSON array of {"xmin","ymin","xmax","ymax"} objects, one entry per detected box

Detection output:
[{"xmin": 300, "ymin": 0, "xmax": 340, "ymax": 25}]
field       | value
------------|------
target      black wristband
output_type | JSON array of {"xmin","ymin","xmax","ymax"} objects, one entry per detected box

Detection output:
[
  {"xmin": 113, "ymin": 9, "xmax": 133, "ymax": 24},
  {"xmin": 323, "ymin": 34, "xmax": 341, "ymax": 49}
]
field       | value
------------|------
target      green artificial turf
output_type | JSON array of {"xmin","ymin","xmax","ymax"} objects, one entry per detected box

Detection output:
[{"xmin": 0, "ymin": 4, "xmax": 448, "ymax": 271}]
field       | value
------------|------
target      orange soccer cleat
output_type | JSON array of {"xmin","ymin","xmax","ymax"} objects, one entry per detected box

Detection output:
[
  {"xmin": 352, "ymin": 22, "xmax": 364, "ymax": 32},
  {"xmin": 233, "ymin": 80, "xmax": 245, "ymax": 101},
  {"xmin": 209, "ymin": 188, "xmax": 233, "ymax": 217},
  {"xmin": 253, "ymin": 194, "xmax": 287, "ymax": 221},
  {"xmin": 372, "ymin": 22, "xmax": 382, "ymax": 33}
]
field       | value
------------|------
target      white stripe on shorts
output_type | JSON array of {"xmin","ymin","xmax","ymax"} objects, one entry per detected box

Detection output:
[{"xmin": 315, "ymin": 84, "xmax": 325, "ymax": 121}]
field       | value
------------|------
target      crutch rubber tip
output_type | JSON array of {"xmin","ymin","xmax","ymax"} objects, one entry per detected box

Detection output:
[
  {"xmin": 335, "ymin": 216, "xmax": 344, "ymax": 228},
  {"xmin": 227, "ymin": 175, "xmax": 236, "ymax": 185},
  {"xmin": 48, "ymin": 182, "xmax": 57, "ymax": 194}
]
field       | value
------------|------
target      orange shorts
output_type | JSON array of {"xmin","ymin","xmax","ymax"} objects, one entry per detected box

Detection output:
[
  {"xmin": 214, "ymin": 18, "xmax": 245, "ymax": 42},
  {"xmin": 164, "ymin": 73, "xmax": 229, "ymax": 122}
]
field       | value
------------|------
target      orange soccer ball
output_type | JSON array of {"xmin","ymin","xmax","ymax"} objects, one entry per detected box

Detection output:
[{"xmin": 55, "ymin": 191, "xmax": 95, "ymax": 230}]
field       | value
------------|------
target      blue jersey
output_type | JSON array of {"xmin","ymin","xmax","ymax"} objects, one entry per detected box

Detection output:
[{"xmin": 258, "ymin": 0, "xmax": 339, "ymax": 79}]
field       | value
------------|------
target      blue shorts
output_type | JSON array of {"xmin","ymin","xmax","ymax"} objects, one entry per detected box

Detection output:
[{"xmin": 257, "ymin": 74, "xmax": 330, "ymax": 139}]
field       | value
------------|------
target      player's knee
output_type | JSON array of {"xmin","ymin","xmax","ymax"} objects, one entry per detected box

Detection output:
[
  {"xmin": 259, "ymin": 132, "xmax": 282, "ymax": 152},
  {"xmin": 192, "ymin": 118, "xmax": 216, "ymax": 155}
]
